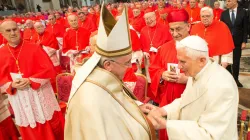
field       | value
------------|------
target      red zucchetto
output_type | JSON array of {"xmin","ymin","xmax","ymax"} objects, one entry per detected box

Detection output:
[{"xmin": 167, "ymin": 9, "xmax": 189, "ymax": 23}]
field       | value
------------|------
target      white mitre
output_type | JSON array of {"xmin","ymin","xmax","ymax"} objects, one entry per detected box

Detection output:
[
  {"xmin": 68, "ymin": 3, "xmax": 132, "ymax": 102},
  {"xmin": 176, "ymin": 35, "xmax": 208, "ymax": 52}
]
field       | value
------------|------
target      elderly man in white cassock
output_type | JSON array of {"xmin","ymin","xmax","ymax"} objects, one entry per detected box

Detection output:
[
  {"xmin": 148, "ymin": 36, "xmax": 239, "ymax": 140},
  {"xmin": 64, "ymin": 4, "xmax": 156, "ymax": 140}
]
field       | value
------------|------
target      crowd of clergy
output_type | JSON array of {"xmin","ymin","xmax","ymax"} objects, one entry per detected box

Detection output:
[{"xmin": 0, "ymin": 0, "xmax": 248, "ymax": 139}]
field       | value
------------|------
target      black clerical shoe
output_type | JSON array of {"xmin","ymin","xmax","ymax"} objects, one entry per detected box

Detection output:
[{"xmin": 236, "ymin": 81, "xmax": 243, "ymax": 88}]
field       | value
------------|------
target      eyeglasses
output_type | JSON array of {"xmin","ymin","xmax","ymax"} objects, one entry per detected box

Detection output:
[{"xmin": 109, "ymin": 60, "xmax": 132, "ymax": 67}]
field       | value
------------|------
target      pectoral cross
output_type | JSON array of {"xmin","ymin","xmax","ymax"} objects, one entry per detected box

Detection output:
[
  {"xmin": 76, "ymin": 46, "xmax": 79, "ymax": 51},
  {"xmin": 190, "ymin": 17, "xmax": 193, "ymax": 21}
]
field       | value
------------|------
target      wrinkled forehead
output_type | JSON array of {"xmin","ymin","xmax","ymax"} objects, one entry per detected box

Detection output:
[
  {"xmin": 1, "ymin": 21, "xmax": 17, "ymax": 30},
  {"xmin": 169, "ymin": 21, "xmax": 187, "ymax": 29}
]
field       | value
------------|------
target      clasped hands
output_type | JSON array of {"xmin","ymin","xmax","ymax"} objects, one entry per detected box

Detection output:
[
  {"xmin": 12, "ymin": 78, "xmax": 30, "ymax": 90},
  {"xmin": 139, "ymin": 104, "xmax": 168, "ymax": 130}
]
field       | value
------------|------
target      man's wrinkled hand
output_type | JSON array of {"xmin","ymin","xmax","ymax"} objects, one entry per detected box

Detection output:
[
  {"xmin": 162, "ymin": 71, "xmax": 178, "ymax": 82},
  {"xmin": 147, "ymin": 108, "xmax": 167, "ymax": 129},
  {"xmin": 12, "ymin": 78, "xmax": 30, "ymax": 90},
  {"xmin": 139, "ymin": 103, "xmax": 157, "ymax": 114}
]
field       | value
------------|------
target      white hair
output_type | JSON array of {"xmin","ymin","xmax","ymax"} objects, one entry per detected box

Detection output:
[
  {"xmin": 200, "ymin": 7, "xmax": 214, "ymax": 16},
  {"xmin": 144, "ymin": 12, "xmax": 156, "ymax": 19},
  {"xmin": 176, "ymin": 43, "xmax": 209, "ymax": 60}
]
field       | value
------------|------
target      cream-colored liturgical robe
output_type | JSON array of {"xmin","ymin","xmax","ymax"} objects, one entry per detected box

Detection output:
[
  {"xmin": 65, "ymin": 67, "xmax": 154, "ymax": 140},
  {"xmin": 163, "ymin": 60, "xmax": 239, "ymax": 140}
]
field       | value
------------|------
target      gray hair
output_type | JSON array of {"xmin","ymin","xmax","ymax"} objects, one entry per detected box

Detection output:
[
  {"xmin": 98, "ymin": 56, "xmax": 119, "ymax": 67},
  {"xmin": 200, "ymin": 7, "xmax": 214, "ymax": 16},
  {"xmin": 176, "ymin": 43, "xmax": 209, "ymax": 61}
]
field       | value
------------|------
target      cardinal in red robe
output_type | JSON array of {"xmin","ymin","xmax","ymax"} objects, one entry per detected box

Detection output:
[
  {"xmin": 149, "ymin": 9, "xmax": 190, "ymax": 140},
  {"xmin": 140, "ymin": 11, "xmax": 172, "ymax": 65},
  {"xmin": 190, "ymin": 7, "xmax": 234, "ymax": 66},
  {"xmin": 130, "ymin": 8, "xmax": 146, "ymax": 33},
  {"xmin": 213, "ymin": 1, "xmax": 223, "ymax": 21},
  {"xmin": 34, "ymin": 21, "xmax": 62, "ymax": 75},
  {"xmin": 23, "ymin": 19, "xmax": 37, "ymax": 43},
  {"xmin": 185, "ymin": 0, "xmax": 201, "ymax": 24},
  {"xmin": 0, "ymin": 20, "xmax": 64, "ymax": 140},
  {"xmin": 63, "ymin": 15, "xmax": 91, "ymax": 72},
  {"xmin": 78, "ymin": 11, "xmax": 97, "ymax": 32}
]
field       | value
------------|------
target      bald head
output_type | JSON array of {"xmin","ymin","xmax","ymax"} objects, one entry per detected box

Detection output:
[
  {"xmin": 25, "ymin": 19, "xmax": 33, "ymax": 28},
  {"xmin": 67, "ymin": 15, "xmax": 79, "ymax": 29},
  {"xmin": 34, "ymin": 22, "xmax": 45, "ymax": 34},
  {"xmin": 214, "ymin": 1, "xmax": 220, "ymax": 9},
  {"xmin": 1, "ymin": 20, "xmax": 21, "ymax": 46},
  {"xmin": 144, "ymin": 12, "xmax": 156, "ymax": 27}
]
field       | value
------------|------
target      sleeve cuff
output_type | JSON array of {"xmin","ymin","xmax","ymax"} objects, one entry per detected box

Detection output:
[
  {"xmin": 6, "ymin": 83, "xmax": 17, "ymax": 95},
  {"xmin": 135, "ymin": 100, "xmax": 144, "ymax": 106},
  {"xmin": 29, "ymin": 79, "xmax": 41, "ymax": 90}
]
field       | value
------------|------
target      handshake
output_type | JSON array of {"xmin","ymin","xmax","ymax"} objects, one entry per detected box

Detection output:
[{"xmin": 139, "ymin": 104, "xmax": 168, "ymax": 130}]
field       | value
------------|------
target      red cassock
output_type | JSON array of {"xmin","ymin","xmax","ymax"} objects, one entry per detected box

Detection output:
[
  {"xmin": 130, "ymin": 13, "xmax": 146, "ymax": 33},
  {"xmin": 95, "ymin": 12, "xmax": 100, "ymax": 27},
  {"xmin": 149, "ymin": 40, "xmax": 186, "ymax": 140},
  {"xmin": 190, "ymin": 20, "xmax": 234, "ymax": 57},
  {"xmin": 78, "ymin": 18, "xmax": 97, "ymax": 32},
  {"xmin": 0, "ymin": 33, "xmax": 7, "ymax": 46},
  {"xmin": 130, "ymin": 29, "xmax": 142, "ymax": 51},
  {"xmin": 155, "ymin": 8, "xmax": 172, "ymax": 26},
  {"xmin": 62, "ymin": 27, "xmax": 91, "ymax": 56},
  {"xmin": 213, "ymin": 8, "xmax": 223, "ymax": 21},
  {"xmin": 56, "ymin": 17, "xmax": 66, "ymax": 27},
  {"xmin": 46, "ymin": 22, "xmax": 65, "ymax": 38},
  {"xmin": 37, "ymin": 31, "xmax": 62, "ymax": 75},
  {"xmin": 185, "ymin": 7, "xmax": 201, "ymax": 23},
  {"xmin": 87, "ymin": 13, "xmax": 97, "ymax": 25},
  {"xmin": 140, "ymin": 23, "xmax": 172, "ymax": 63},
  {"xmin": 0, "ymin": 116, "xmax": 20, "ymax": 140},
  {"xmin": 128, "ymin": 8, "xmax": 134, "ymax": 19},
  {"xmin": 23, "ymin": 28, "xmax": 37, "ymax": 43},
  {"xmin": 0, "ymin": 41, "xmax": 64, "ymax": 140}
]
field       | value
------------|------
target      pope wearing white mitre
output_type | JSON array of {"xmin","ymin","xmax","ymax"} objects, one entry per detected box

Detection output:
[{"xmin": 64, "ymin": 3, "xmax": 156, "ymax": 140}]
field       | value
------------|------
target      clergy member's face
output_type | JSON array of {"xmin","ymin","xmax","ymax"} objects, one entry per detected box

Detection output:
[
  {"xmin": 34, "ymin": 23, "xmax": 45, "ymax": 34},
  {"xmin": 78, "ymin": 12, "xmax": 86, "ymax": 21},
  {"xmin": 144, "ymin": 13, "xmax": 157, "ymax": 27},
  {"xmin": 112, "ymin": 54, "xmax": 132, "ymax": 80},
  {"xmin": 177, "ymin": 48, "xmax": 198, "ymax": 77},
  {"xmin": 55, "ymin": 13, "xmax": 61, "ymax": 19},
  {"xmin": 133, "ymin": 9, "xmax": 141, "ymax": 17},
  {"xmin": 214, "ymin": 2, "xmax": 220, "ymax": 9},
  {"xmin": 104, "ymin": 54, "xmax": 132, "ymax": 80},
  {"xmin": 189, "ymin": 0, "xmax": 196, "ymax": 8},
  {"xmin": 169, "ymin": 22, "xmax": 190, "ymax": 41},
  {"xmin": 1, "ymin": 21, "xmax": 21, "ymax": 45},
  {"xmin": 158, "ymin": 0, "xmax": 165, "ymax": 8},
  {"xmin": 182, "ymin": 2, "xmax": 187, "ymax": 8},
  {"xmin": 48, "ymin": 15, "xmax": 56, "ymax": 24},
  {"xmin": 68, "ymin": 16, "xmax": 79, "ymax": 29},
  {"xmin": 200, "ymin": 10, "xmax": 213, "ymax": 27}
]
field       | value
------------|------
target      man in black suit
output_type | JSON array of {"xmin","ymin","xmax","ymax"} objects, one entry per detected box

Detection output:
[{"xmin": 221, "ymin": 0, "xmax": 248, "ymax": 87}]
